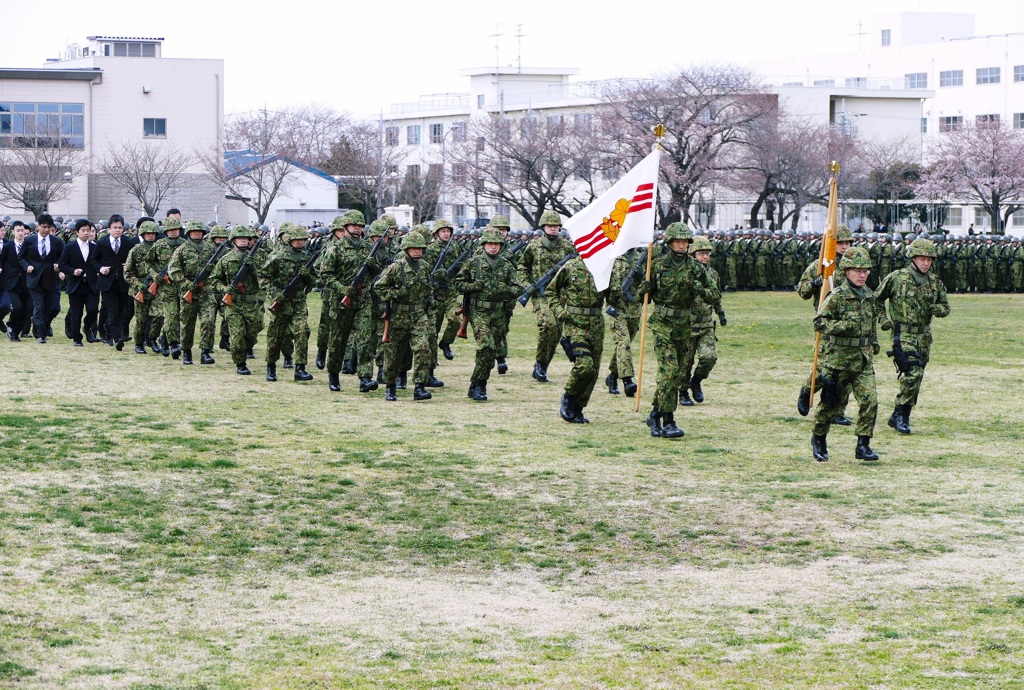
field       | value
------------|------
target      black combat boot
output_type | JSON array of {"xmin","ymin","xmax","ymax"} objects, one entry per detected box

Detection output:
[
  {"xmin": 888, "ymin": 405, "xmax": 907, "ymax": 434},
  {"xmin": 283, "ymin": 357, "xmax": 294, "ymax": 369},
  {"xmin": 560, "ymin": 393, "xmax": 578, "ymax": 423},
  {"xmin": 148, "ymin": 338, "xmax": 161, "ymax": 354},
  {"xmin": 170, "ymin": 342, "xmax": 182, "ymax": 360},
  {"xmin": 236, "ymin": 365, "xmax": 251, "ymax": 376},
  {"xmin": 328, "ymin": 373, "xmax": 341, "ymax": 392},
  {"xmin": 160, "ymin": 334, "xmax": 170, "ymax": 357},
  {"xmin": 266, "ymin": 364, "xmax": 277, "ymax": 382},
  {"xmin": 605, "ymin": 374, "xmax": 620, "ymax": 395},
  {"xmin": 811, "ymin": 434, "xmax": 829, "ymax": 462},
  {"xmin": 385, "ymin": 383, "xmax": 397, "ymax": 401},
  {"xmin": 470, "ymin": 381, "xmax": 488, "ymax": 401},
  {"xmin": 341, "ymin": 355, "xmax": 354, "ymax": 375},
  {"xmin": 679, "ymin": 389, "xmax": 694, "ymax": 406},
  {"xmin": 200, "ymin": 349, "xmax": 215, "ymax": 365},
  {"xmin": 573, "ymin": 403, "xmax": 590, "ymax": 424},
  {"xmin": 425, "ymin": 369, "xmax": 445, "ymax": 387},
  {"xmin": 690, "ymin": 375, "xmax": 705, "ymax": 403},
  {"xmin": 219, "ymin": 335, "xmax": 230, "ymax": 351},
  {"xmin": 376, "ymin": 365, "xmax": 384, "ymax": 384},
  {"xmin": 833, "ymin": 415, "xmax": 852, "ymax": 426},
  {"xmin": 646, "ymin": 409, "xmax": 663, "ymax": 437},
  {"xmin": 315, "ymin": 348, "xmax": 326, "ymax": 370},
  {"xmin": 359, "ymin": 376, "xmax": 378, "ymax": 393},
  {"xmin": 413, "ymin": 383, "xmax": 432, "ymax": 401},
  {"xmin": 397, "ymin": 371, "xmax": 408, "ymax": 390},
  {"xmin": 134, "ymin": 344, "xmax": 147, "ymax": 355},
  {"xmin": 856, "ymin": 435, "xmax": 879, "ymax": 461},
  {"xmin": 439, "ymin": 341, "xmax": 454, "ymax": 360},
  {"xmin": 532, "ymin": 361, "xmax": 548, "ymax": 383},
  {"xmin": 294, "ymin": 366, "xmax": 313, "ymax": 382},
  {"xmin": 797, "ymin": 387, "xmax": 811, "ymax": 416},
  {"xmin": 902, "ymin": 405, "xmax": 912, "ymax": 433},
  {"xmin": 182, "ymin": 348, "xmax": 193, "ymax": 365},
  {"xmin": 623, "ymin": 377, "xmax": 637, "ymax": 397},
  {"xmin": 246, "ymin": 348, "xmax": 255, "ymax": 360},
  {"xmin": 496, "ymin": 357, "xmax": 508, "ymax": 374},
  {"xmin": 660, "ymin": 412, "xmax": 685, "ymax": 438}
]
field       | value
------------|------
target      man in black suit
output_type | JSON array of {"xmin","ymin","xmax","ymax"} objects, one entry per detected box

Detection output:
[
  {"xmin": 92, "ymin": 214, "xmax": 137, "ymax": 349},
  {"xmin": 0, "ymin": 221, "xmax": 32, "ymax": 340},
  {"xmin": 58, "ymin": 219, "xmax": 99, "ymax": 346},
  {"xmin": 19, "ymin": 214, "xmax": 65, "ymax": 343}
]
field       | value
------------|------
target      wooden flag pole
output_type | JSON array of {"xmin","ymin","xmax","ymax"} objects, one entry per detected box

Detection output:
[
  {"xmin": 634, "ymin": 124, "xmax": 665, "ymax": 413},
  {"xmin": 808, "ymin": 162, "xmax": 840, "ymax": 408}
]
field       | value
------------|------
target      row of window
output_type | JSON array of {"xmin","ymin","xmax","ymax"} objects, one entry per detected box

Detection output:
[
  {"xmin": 0, "ymin": 102, "xmax": 85, "ymax": 149},
  {"xmin": 905, "ymin": 66, "xmax": 1024, "ymax": 89},
  {"xmin": 948, "ymin": 207, "xmax": 1024, "ymax": 227},
  {"xmin": 385, "ymin": 113, "xmax": 594, "ymax": 147},
  {"xmin": 924, "ymin": 113, "xmax": 1024, "ymax": 132}
]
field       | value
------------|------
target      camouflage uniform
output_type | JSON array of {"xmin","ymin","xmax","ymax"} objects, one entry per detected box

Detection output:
[
  {"xmin": 517, "ymin": 210, "xmax": 575, "ymax": 380},
  {"xmin": 168, "ymin": 221, "xmax": 220, "ymax": 364},
  {"xmin": 550, "ymin": 255, "xmax": 607, "ymax": 422},
  {"xmin": 874, "ymin": 238, "xmax": 950, "ymax": 434},
  {"xmin": 260, "ymin": 225, "xmax": 315, "ymax": 380},
  {"xmin": 425, "ymin": 220, "xmax": 460, "ymax": 370},
  {"xmin": 123, "ymin": 221, "xmax": 162, "ymax": 353},
  {"xmin": 147, "ymin": 217, "xmax": 185, "ymax": 356},
  {"xmin": 452, "ymin": 229, "xmax": 523, "ymax": 400},
  {"xmin": 605, "ymin": 249, "xmax": 643, "ymax": 396},
  {"xmin": 210, "ymin": 227, "xmax": 262, "ymax": 373},
  {"xmin": 681, "ymin": 236, "xmax": 726, "ymax": 403},
  {"xmin": 810, "ymin": 246, "xmax": 880, "ymax": 462}
]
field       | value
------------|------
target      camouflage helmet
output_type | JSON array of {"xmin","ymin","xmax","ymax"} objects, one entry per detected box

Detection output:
[
  {"xmin": 401, "ymin": 232, "xmax": 427, "ymax": 250},
  {"xmin": 688, "ymin": 235, "xmax": 714, "ymax": 253},
  {"xmin": 184, "ymin": 219, "xmax": 207, "ymax": 235},
  {"xmin": 839, "ymin": 245, "xmax": 872, "ymax": 270},
  {"xmin": 491, "ymin": 214, "xmax": 511, "ymax": 228},
  {"xmin": 277, "ymin": 222, "xmax": 295, "ymax": 238},
  {"xmin": 209, "ymin": 224, "xmax": 230, "ymax": 240},
  {"xmin": 378, "ymin": 214, "xmax": 398, "ymax": 230},
  {"xmin": 230, "ymin": 225, "xmax": 257, "ymax": 241},
  {"xmin": 163, "ymin": 217, "xmax": 183, "ymax": 232},
  {"xmin": 481, "ymin": 228, "xmax": 505, "ymax": 245},
  {"xmin": 138, "ymin": 220, "xmax": 160, "ymax": 236},
  {"xmin": 664, "ymin": 222, "xmax": 694, "ymax": 241},
  {"xmin": 329, "ymin": 215, "xmax": 348, "ymax": 231},
  {"xmin": 835, "ymin": 225, "xmax": 854, "ymax": 242},
  {"xmin": 539, "ymin": 210, "xmax": 562, "ymax": 226},
  {"xmin": 341, "ymin": 210, "xmax": 366, "ymax": 227},
  {"xmin": 367, "ymin": 220, "xmax": 386, "ymax": 237},
  {"xmin": 907, "ymin": 238, "xmax": 938, "ymax": 258},
  {"xmin": 432, "ymin": 218, "xmax": 454, "ymax": 234},
  {"xmin": 286, "ymin": 225, "xmax": 308, "ymax": 243}
]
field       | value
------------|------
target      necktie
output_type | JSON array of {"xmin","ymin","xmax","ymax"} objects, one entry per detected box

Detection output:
[
  {"xmin": 42, "ymin": 238, "xmax": 49, "ymax": 257},
  {"xmin": 112, "ymin": 239, "xmax": 119, "ymax": 254}
]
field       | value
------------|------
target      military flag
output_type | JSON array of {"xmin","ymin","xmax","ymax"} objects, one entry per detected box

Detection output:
[
  {"xmin": 809, "ymin": 162, "xmax": 841, "ymax": 406},
  {"xmin": 564, "ymin": 149, "xmax": 661, "ymax": 291}
]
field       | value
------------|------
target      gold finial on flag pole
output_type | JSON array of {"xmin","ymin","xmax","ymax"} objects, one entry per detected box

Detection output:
[
  {"xmin": 829, "ymin": 161, "xmax": 840, "ymax": 175},
  {"xmin": 654, "ymin": 124, "xmax": 666, "ymax": 139}
]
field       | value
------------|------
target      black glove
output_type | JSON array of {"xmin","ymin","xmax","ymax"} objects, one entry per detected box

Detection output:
[
  {"xmin": 811, "ymin": 276, "xmax": 823, "ymax": 289},
  {"xmin": 718, "ymin": 312, "xmax": 727, "ymax": 326}
]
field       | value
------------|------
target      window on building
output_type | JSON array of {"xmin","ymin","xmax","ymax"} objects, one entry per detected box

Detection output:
[
  {"xmin": 143, "ymin": 118, "xmax": 166, "ymax": 138},
  {"xmin": 451, "ymin": 121, "xmax": 466, "ymax": 142},
  {"xmin": 881, "ymin": 29, "xmax": 891, "ymax": 47},
  {"xmin": 975, "ymin": 208, "xmax": 989, "ymax": 226},
  {"xmin": 476, "ymin": 136, "xmax": 485, "ymax": 152},
  {"xmin": 385, "ymin": 126, "xmax": 399, "ymax": 146},
  {"xmin": 1013, "ymin": 210, "xmax": 1024, "ymax": 227},
  {"xmin": 812, "ymin": 79, "xmax": 835, "ymax": 87},
  {"xmin": 578, "ymin": 158, "xmax": 591, "ymax": 182},
  {"xmin": 406, "ymin": 125, "xmax": 421, "ymax": 145},
  {"xmin": 782, "ymin": 81, "xmax": 803, "ymax": 87},
  {"xmin": 0, "ymin": 102, "xmax": 85, "ymax": 149},
  {"xmin": 976, "ymin": 114, "xmax": 1000, "ymax": 127},
  {"xmin": 977, "ymin": 67, "xmax": 1001, "ymax": 85},
  {"xmin": 921, "ymin": 117, "xmax": 928, "ymax": 134},
  {"xmin": 939, "ymin": 70, "xmax": 963, "ymax": 87},
  {"xmin": 111, "ymin": 41, "xmax": 156, "ymax": 58},
  {"xmin": 430, "ymin": 123, "xmax": 443, "ymax": 144},
  {"xmin": 385, "ymin": 164, "xmax": 398, "ymax": 175},
  {"xmin": 845, "ymin": 77, "xmax": 867, "ymax": 88},
  {"xmin": 1016, "ymin": 66, "xmax": 1024, "ymax": 83},
  {"xmin": 1014, "ymin": 113, "xmax": 1024, "ymax": 129},
  {"xmin": 939, "ymin": 116, "xmax": 963, "ymax": 132},
  {"xmin": 454, "ymin": 204, "xmax": 466, "ymax": 222},
  {"xmin": 477, "ymin": 94, "xmax": 485, "ymax": 108},
  {"xmin": 546, "ymin": 114, "xmax": 563, "ymax": 135},
  {"xmin": 905, "ymin": 73, "xmax": 928, "ymax": 89},
  {"xmin": 947, "ymin": 207, "xmax": 963, "ymax": 227},
  {"xmin": 452, "ymin": 163, "xmax": 467, "ymax": 184},
  {"xmin": 406, "ymin": 164, "xmax": 420, "ymax": 179},
  {"xmin": 428, "ymin": 163, "xmax": 443, "ymax": 179},
  {"xmin": 574, "ymin": 112, "xmax": 592, "ymax": 132}
]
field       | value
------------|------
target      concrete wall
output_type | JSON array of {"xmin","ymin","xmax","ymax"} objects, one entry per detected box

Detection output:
[{"xmin": 87, "ymin": 172, "xmax": 224, "ymax": 224}]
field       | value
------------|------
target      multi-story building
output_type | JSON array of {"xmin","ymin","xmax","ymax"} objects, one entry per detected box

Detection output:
[{"xmin": 0, "ymin": 35, "xmax": 223, "ymax": 222}]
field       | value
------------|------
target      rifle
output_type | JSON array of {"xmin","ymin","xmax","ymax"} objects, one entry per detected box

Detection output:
[
  {"xmin": 455, "ymin": 292, "xmax": 471, "ymax": 339},
  {"xmin": 147, "ymin": 263, "xmax": 171, "ymax": 296},
  {"xmin": 269, "ymin": 243, "xmax": 326, "ymax": 314},
  {"xmin": 183, "ymin": 242, "xmax": 229, "ymax": 304},
  {"xmin": 517, "ymin": 250, "xmax": 576, "ymax": 307},
  {"xmin": 381, "ymin": 301, "xmax": 392, "ymax": 343},
  {"xmin": 621, "ymin": 247, "xmax": 650, "ymax": 303},
  {"xmin": 135, "ymin": 277, "xmax": 154, "ymax": 303},
  {"xmin": 340, "ymin": 235, "xmax": 387, "ymax": 310},
  {"xmin": 443, "ymin": 238, "xmax": 481, "ymax": 286},
  {"xmin": 221, "ymin": 236, "xmax": 265, "ymax": 307}
]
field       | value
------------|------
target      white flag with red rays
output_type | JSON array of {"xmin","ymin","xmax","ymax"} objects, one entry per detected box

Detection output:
[{"xmin": 564, "ymin": 149, "xmax": 661, "ymax": 291}]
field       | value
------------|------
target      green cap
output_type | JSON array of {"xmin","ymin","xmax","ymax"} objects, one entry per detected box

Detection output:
[
  {"xmin": 539, "ymin": 210, "xmax": 562, "ymax": 226},
  {"xmin": 401, "ymin": 233, "xmax": 427, "ymax": 250},
  {"xmin": 839, "ymin": 245, "xmax": 872, "ymax": 269},
  {"xmin": 481, "ymin": 229, "xmax": 505, "ymax": 244},
  {"xmin": 139, "ymin": 220, "xmax": 160, "ymax": 236},
  {"xmin": 907, "ymin": 238, "xmax": 937, "ymax": 258}
]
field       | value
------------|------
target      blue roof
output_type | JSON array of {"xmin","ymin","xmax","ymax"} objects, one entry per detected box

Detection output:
[{"xmin": 224, "ymin": 150, "xmax": 336, "ymax": 184}]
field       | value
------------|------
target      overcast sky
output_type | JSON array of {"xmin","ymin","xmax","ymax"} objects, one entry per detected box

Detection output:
[{"xmin": 3, "ymin": 0, "xmax": 1022, "ymax": 119}]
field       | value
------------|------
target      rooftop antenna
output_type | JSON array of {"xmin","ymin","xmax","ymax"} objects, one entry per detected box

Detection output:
[
  {"xmin": 515, "ymin": 24, "xmax": 525, "ymax": 74},
  {"xmin": 488, "ymin": 23, "xmax": 502, "ymax": 76},
  {"xmin": 852, "ymin": 18, "xmax": 867, "ymax": 51}
]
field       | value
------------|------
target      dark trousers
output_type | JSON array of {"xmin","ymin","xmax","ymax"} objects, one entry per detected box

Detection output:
[
  {"xmin": 103, "ymin": 289, "xmax": 132, "ymax": 341},
  {"xmin": 3, "ymin": 287, "xmax": 29, "ymax": 335},
  {"xmin": 66, "ymin": 289, "xmax": 99, "ymax": 342},
  {"xmin": 29, "ymin": 286, "xmax": 61, "ymax": 338}
]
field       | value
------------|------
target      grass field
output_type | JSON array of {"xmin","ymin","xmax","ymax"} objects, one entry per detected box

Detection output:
[{"xmin": 1, "ymin": 291, "xmax": 1023, "ymax": 689}]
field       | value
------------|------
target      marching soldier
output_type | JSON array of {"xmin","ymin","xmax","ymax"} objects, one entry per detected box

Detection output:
[
  {"xmin": 604, "ymin": 248, "xmax": 643, "ymax": 397},
  {"xmin": 210, "ymin": 226, "xmax": 262, "ymax": 375},
  {"xmin": 680, "ymin": 235, "xmax": 726, "ymax": 406},
  {"xmin": 260, "ymin": 224, "xmax": 315, "ymax": 383},
  {"xmin": 123, "ymin": 220, "xmax": 163, "ymax": 354},
  {"xmin": 168, "ymin": 220, "xmax": 218, "ymax": 365}
]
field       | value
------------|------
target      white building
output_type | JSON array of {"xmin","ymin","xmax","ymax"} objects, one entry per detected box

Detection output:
[
  {"xmin": 0, "ymin": 35, "xmax": 223, "ymax": 222},
  {"xmin": 220, "ymin": 151, "xmax": 340, "ymax": 228}
]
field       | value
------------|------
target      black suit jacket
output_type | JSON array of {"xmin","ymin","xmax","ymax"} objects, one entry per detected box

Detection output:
[
  {"xmin": 18, "ymin": 233, "xmax": 65, "ymax": 291},
  {"xmin": 59, "ymin": 240, "xmax": 98, "ymax": 295},
  {"xmin": 91, "ymin": 235, "xmax": 137, "ymax": 293},
  {"xmin": 0, "ymin": 239, "xmax": 26, "ymax": 292}
]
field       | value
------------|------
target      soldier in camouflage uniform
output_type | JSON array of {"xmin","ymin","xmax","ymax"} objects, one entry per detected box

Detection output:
[
  {"xmin": 680, "ymin": 236, "xmax": 726, "ymax": 406},
  {"xmin": 372, "ymin": 232, "xmax": 433, "ymax": 401},
  {"xmin": 810, "ymin": 246, "xmax": 880, "ymax": 462},
  {"xmin": 604, "ymin": 248, "xmax": 643, "ymax": 397},
  {"xmin": 260, "ymin": 224, "xmax": 315, "ymax": 383},
  {"xmin": 635, "ymin": 223, "xmax": 721, "ymax": 439},
  {"xmin": 1010, "ymin": 236, "xmax": 1024, "ymax": 291},
  {"xmin": 452, "ymin": 229, "xmax": 523, "ymax": 401},
  {"xmin": 874, "ymin": 238, "xmax": 950, "ymax": 435},
  {"xmin": 488, "ymin": 215, "xmax": 519, "ymax": 374},
  {"xmin": 202, "ymin": 225, "xmax": 231, "ymax": 364},
  {"xmin": 314, "ymin": 215, "xmax": 348, "ymax": 370},
  {"xmin": 210, "ymin": 226, "xmax": 262, "ymax": 375},
  {"xmin": 517, "ymin": 210, "xmax": 575, "ymax": 382},
  {"xmin": 168, "ymin": 220, "xmax": 220, "ymax": 365},
  {"xmin": 147, "ymin": 216, "xmax": 185, "ymax": 358},
  {"xmin": 426, "ymin": 219, "xmax": 461, "ymax": 367},
  {"xmin": 123, "ymin": 220, "xmax": 163, "ymax": 354}
]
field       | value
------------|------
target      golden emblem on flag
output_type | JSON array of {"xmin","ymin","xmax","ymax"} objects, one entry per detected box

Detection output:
[{"xmin": 600, "ymin": 198, "xmax": 631, "ymax": 243}]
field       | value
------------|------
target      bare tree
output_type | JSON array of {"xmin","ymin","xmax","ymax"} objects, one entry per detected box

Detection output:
[
  {"xmin": 916, "ymin": 120, "xmax": 1024, "ymax": 233},
  {"xmin": 100, "ymin": 139, "xmax": 197, "ymax": 217},
  {"xmin": 322, "ymin": 119, "xmax": 408, "ymax": 219},
  {"xmin": 599, "ymin": 64, "xmax": 774, "ymax": 227},
  {"xmin": 0, "ymin": 125, "xmax": 84, "ymax": 216},
  {"xmin": 278, "ymin": 104, "xmax": 350, "ymax": 168}
]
